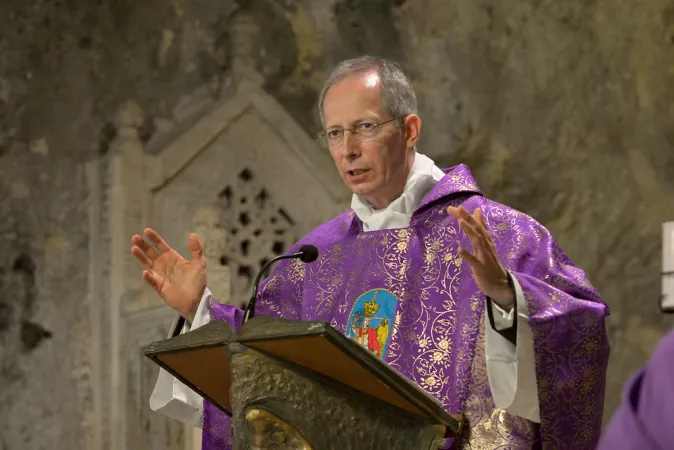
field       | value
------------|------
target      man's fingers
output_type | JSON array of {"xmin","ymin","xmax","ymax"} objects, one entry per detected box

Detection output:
[
  {"xmin": 462, "ymin": 208, "xmax": 488, "ymax": 237},
  {"xmin": 454, "ymin": 206, "xmax": 485, "ymax": 251},
  {"xmin": 188, "ymin": 233, "xmax": 204, "ymax": 261},
  {"xmin": 468, "ymin": 210, "xmax": 502, "ymax": 265},
  {"xmin": 476, "ymin": 209, "xmax": 489, "ymax": 230},
  {"xmin": 452, "ymin": 207, "xmax": 485, "ymax": 236},
  {"xmin": 472, "ymin": 210, "xmax": 505, "ymax": 272},
  {"xmin": 470, "ymin": 209, "xmax": 490, "ymax": 240},
  {"xmin": 143, "ymin": 270, "xmax": 162, "ymax": 292},
  {"xmin": 451, "ymin": 206, "xmax": 501, "ymax": 269},
  {"xmin": 476, "ymin": 232, "xmax": 499, "ymax": 265},
  {"xmin": 458, "ymin": 246, "xmax": 482, "ymax": 269},
  {"xmin": 131, "ymin": 246, "xmax": 153, "ymax": 269},
  {"xmin": 144, "ymin": 228, "xmax": 171, "ymax": 253},
  {"xmin": 449, "ymin": 206, "xmax": 483, "ymax": 227},
  {"xmin": 465, "ymin": 208, "xmax": 495, "ymax": 245},
  {"xmin": 132, "ymin": 234, "xmax": 160, "ymax": 260},
  {"xmin": 458, "ymin": 218, "xmax": 484, "ymax": 258},
  {"xmin": 474, "ymin": 210, "xmax": 500, "ymax": 257},
  {"xmin": 458, "ymin": 217, "xmax": 480, "ymax": 237}
]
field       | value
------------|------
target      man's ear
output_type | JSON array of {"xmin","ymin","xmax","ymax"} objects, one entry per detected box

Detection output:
[{"xmin": 403, "ymin": 114, "xmax": 421, "ymax": 149}]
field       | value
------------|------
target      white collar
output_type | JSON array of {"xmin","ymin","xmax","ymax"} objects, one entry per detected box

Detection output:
[{"xmin": 350, "ymin": 152, "xmax": 445, "ymax": 231}]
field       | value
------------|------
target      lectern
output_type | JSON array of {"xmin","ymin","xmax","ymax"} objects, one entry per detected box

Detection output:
[{"xmin": 144, "ymin": 315, "xmax": 463, "ymax": 450}]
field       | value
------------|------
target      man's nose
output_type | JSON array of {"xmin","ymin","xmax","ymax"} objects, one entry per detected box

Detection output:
[{"xmin": 343, "ymin": 132, "xmax": 361, "ymax": 160}]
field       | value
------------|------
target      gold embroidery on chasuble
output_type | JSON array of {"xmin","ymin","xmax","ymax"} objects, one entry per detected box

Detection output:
[
  {"xmin": 407, "ymin": 205, "xmax": 539, "ymax": 449},
  {"xmin": 302, "ymin": 204, "xmax": 539, "ymax": 449},
  {"xmin": 455, "ymin": 322, "xmax": 540, "ymax": 449}
]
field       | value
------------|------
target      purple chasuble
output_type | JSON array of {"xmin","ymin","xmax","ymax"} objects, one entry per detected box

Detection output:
[
  {"xmin": 597, "ymin": 329, "xmax": 674, "ymax": 450},
  {"xmin": 201, "ymin": 164, "xmax": 610, "ymax": 450}
]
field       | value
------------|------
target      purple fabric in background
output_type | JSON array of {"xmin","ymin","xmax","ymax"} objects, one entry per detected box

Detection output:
[
  {"xmin": 597, "ymin": 330, "xmax": 674, "ymax": 450},
  {"xmin": 201, "ymin": 165, "xmax": 610, "ymax": 450}
]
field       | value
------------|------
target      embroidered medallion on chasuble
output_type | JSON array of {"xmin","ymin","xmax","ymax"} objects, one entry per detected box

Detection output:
[{"xmin": 345, "ymin": 289, "xmax": 396, "ymax": 358}]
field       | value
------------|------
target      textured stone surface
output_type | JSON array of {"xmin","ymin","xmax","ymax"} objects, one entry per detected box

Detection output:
[{"xmin": 1, "ymin": 0, "xmax": 673, "ymax": 448}]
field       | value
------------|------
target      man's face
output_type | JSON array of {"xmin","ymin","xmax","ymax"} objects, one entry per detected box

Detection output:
[{"xmin": 321, "ymin": 71, "xmax": 420, "ymax": 209}]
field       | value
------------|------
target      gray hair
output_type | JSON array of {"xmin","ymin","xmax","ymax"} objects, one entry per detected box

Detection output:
[{"xmin": 318, "ymin": 55, "xmax": 418, "ymax": 126}]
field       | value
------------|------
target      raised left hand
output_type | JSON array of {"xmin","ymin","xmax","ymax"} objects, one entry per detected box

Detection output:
[{"xmin": 447, "ymin": 206, "xmax": 514, "ymax": 309}]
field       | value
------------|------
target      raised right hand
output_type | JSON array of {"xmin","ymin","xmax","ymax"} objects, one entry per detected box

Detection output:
[{"xmin": 130, "ymin": 228, "xmax": 207, "ymax": 323}]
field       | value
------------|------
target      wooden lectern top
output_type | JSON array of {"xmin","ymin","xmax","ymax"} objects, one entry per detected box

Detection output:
[{"xmin": 143, "ymin": 315, "xmax": 463, "ymax": 436}]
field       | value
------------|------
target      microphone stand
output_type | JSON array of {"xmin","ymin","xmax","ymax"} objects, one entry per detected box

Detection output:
[{"xmin": 243, "ymin": 251, "xmax": 306, "ymax": 323}]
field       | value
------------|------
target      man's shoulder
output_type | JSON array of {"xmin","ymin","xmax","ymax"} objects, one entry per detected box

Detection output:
[{"xmin": 430, "ymin": 192, "xmax": 543, "ymax": 229}]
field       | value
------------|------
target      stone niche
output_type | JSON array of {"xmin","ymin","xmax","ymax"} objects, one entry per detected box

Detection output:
[{"xmin": 85, "ymin": 58, "xmax": 347, "ymax": 449}]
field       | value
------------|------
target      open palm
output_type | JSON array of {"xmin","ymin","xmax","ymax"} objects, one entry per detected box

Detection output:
[
  {"xmin": 131, "ymin": 228, "xmax": 207, "ymax": 322},
  {"xmin": 447, "ymin": 206, "xmax": 514, "ymax": 308}
]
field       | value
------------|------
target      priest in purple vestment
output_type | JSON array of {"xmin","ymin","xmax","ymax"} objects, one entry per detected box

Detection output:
[
  {"xmin": 597, "ymin": 329, "xmax": 674, "ymax": 450},
  {"xmin": 133, "ymin": 56, "xmax": 610, "ymax": 449}
]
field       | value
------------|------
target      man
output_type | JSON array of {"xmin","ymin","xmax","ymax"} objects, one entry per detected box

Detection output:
[
  {"xmin": 597, "ymin": 329, "xmax": 674, "ymax": 450},
  {"xmin": 134, "ymin": 56, "xmax": 609, "ymax": 449}
]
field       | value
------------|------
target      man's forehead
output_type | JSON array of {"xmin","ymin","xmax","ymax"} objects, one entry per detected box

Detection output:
[{"xmin": 323, "ymin": 71, "xmax": 384, "ymax": 125}]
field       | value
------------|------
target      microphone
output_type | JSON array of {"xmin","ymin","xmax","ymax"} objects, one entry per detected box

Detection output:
[{"xmin": 242, "ymin": 244, "xmax": 319, "ymax": 323}]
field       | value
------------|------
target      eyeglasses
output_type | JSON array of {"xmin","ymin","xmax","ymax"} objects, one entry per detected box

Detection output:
[{"xmin": 317, "ymin": 116, "xmax": 405, "ymax": 149}]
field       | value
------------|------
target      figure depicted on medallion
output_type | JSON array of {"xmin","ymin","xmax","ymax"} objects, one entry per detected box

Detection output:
[
  {"xmin": 192, "ymin": 204, "xmax": 232, "ymax": 306},
  {"xmin": 346, "ymin": 290, "xmax": 397, "ymax": 358}
]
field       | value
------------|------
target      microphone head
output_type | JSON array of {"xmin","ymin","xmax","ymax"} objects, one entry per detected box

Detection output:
[{"xmin": 298, "ymin": 245, "xmax": 319, "ymax": 263}]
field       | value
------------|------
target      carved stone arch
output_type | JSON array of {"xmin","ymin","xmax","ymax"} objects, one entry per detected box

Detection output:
[
  {"xmin": 87, "ymin": 82, "xmax": 348, "ymax": 448},
  {"xmin": 146, "ymin": 89, "xmax": 347, "ymax": 308}
]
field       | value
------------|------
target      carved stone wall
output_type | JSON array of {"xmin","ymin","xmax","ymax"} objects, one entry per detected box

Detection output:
[
  {"xmin": 215, "ymin": 167, "xmax": 299, "ymax": 306},
  {"xmin": 82, "ymin": 29, "xmax": 345, "ymax": 447}
]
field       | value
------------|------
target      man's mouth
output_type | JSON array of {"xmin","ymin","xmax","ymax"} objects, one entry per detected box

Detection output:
[{"xmin": 347, "ymin": 169, "xmax": 368, "ymax": 176}]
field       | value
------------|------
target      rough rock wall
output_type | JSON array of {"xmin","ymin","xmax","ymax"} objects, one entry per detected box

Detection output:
[
  {"xmin": 0, "ymin": 0, "xmax": 672, "ymax": 448},
  {"xmin": 396, "ymin": 0, "xmax": 674, "ymax": 420}
]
